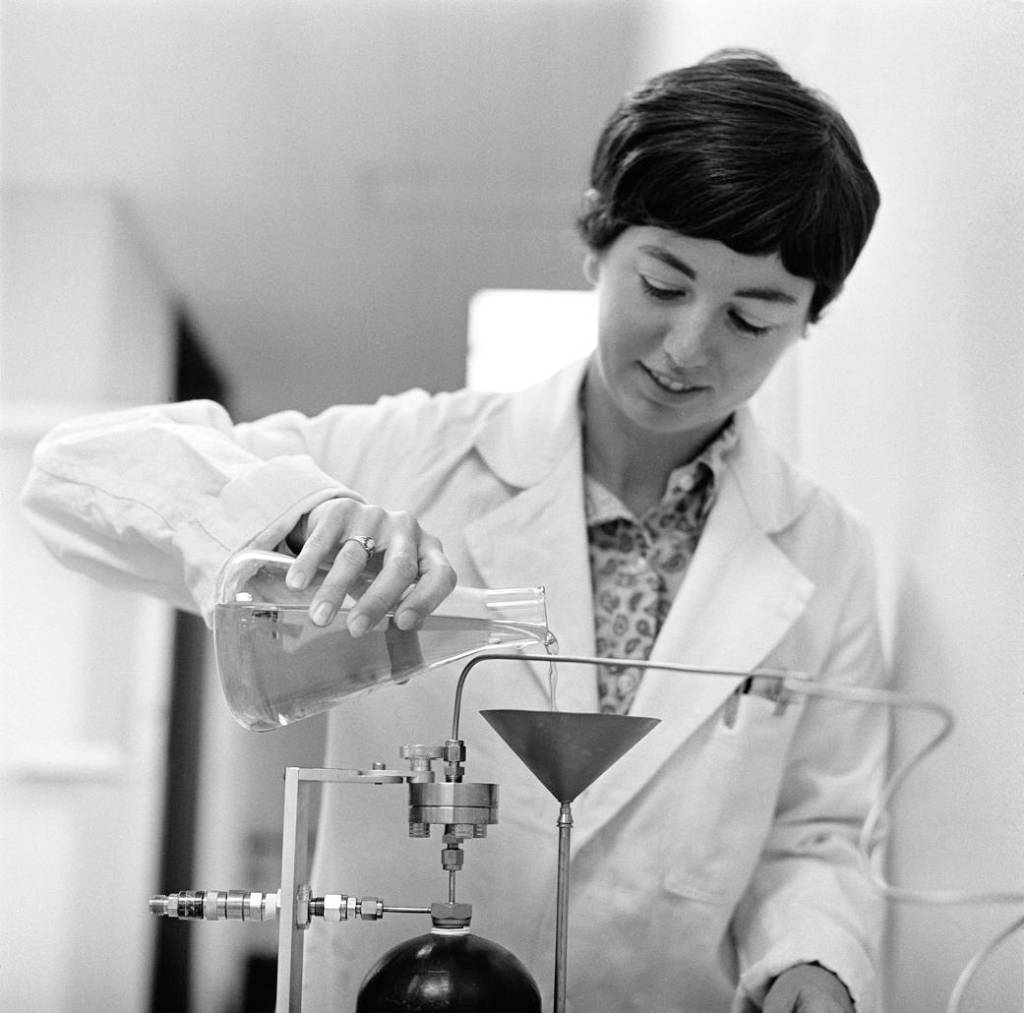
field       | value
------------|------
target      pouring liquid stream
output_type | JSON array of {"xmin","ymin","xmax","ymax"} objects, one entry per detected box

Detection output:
[{"xmin": 545, "ymin": 632, "xmax": 561, "ymax": 712}]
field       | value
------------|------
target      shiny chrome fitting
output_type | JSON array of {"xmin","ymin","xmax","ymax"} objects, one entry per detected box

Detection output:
[
  {"xmin": 243, "ymin": 892, "xmax": 267, "ymax": 920},
  {"xmin": 408, "ymin": 781, "xmax": 499, "ymax": 828},
  {"xmin": 180, "ymin": 891, "xmax": 205, "ymax": 920},
  {"xmin": 442, "ymin": 740, "xmax": 466, "ymax": 763},
  {"xmin": 263, "ymin": 891, "xmax": 279, "ymax": 921},
  {"xmin": 321, "ymin": 894, "xmax": 346, "ymax": 922},
  {"xmin": 359, "ymin": 897, "xmax": 384, "ymax": 920},
  {"xmin": 441, "ymin": 847, "xmax": 464, "ymax": 872},
  {"xmin": 226, "ymin": 890, "xmax": 245, "ymax": 921},
  {"xmin": 205, "ymin": 891, "xmax": 222, "ymax": 920}
]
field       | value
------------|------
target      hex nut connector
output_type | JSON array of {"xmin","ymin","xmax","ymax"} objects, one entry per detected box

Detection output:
[
  {"xmin": 443, "ymin": 740, "xmax": 466, "ymax": 763},
  {"xmin": 359, "ymin": 896, "xmax": 384, "ymax": 920},
  {"xmin": 441, "ymin": 846, "xmax": 465, "ymax": 873}
]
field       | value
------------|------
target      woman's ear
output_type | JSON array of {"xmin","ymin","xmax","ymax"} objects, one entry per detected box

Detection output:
[{"xmin": 582, "ymin": 251, "xmax": 601, "ymax": 287}]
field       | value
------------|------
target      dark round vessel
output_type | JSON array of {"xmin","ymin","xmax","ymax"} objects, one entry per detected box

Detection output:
[{"xmin": 356, "ymin": 929, "xmax": 542, "ymax": 1012}]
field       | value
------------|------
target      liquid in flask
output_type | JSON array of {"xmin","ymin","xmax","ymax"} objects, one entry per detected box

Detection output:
[{"xmin": 213, "ymin": 550, "xmax": 552, "ymax": 731}]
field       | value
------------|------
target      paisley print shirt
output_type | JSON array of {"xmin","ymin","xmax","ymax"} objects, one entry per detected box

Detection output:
[{"xmin": 586, "ymin": 421, "xmax": 739, "ymax": 714}]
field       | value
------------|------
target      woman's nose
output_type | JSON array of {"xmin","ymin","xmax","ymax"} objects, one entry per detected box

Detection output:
[{"xmin": 663, "ymin": 309, "xmax": 712, "ymax": 366}]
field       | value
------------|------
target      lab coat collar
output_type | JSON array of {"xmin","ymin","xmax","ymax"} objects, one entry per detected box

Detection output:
[
  {"xmin": 472, "ymin": 356, "xmax": 815, "ymax": 537},
  {"xmin": 725, "ymin": 406, "xmax": 817, "ymax": 536},
  {"xmin": 464, "ymin": 359, "xmax": 599, "ymax": 712}
]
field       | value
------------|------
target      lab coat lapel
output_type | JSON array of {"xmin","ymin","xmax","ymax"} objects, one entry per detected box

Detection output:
[
  {"xmin": 463, "ymin": 361, "xmax": 598, "ymax": 712},
  {"xmin": 571, "ymin": 419, "xmax": 816, "ymax": 852}
]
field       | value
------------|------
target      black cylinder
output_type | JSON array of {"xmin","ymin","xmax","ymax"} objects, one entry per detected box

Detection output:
[{"xmin": 356, "ymin": 929, "xmax": 542, "ymax": 1012}]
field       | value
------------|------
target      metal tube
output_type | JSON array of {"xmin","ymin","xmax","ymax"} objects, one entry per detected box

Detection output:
[
  {"xmin": 554, "ymin": 800, "xmax": 573, "ymax": 1013},
  {"xmin": 451, "ymin": 652, "xmax": 792, "ymax": 739}
]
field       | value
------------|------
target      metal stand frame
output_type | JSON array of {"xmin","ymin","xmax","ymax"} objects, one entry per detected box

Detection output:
[
  {"xmin": 275, "ymin": 766, "xmax": 408, "ymax": 1012},
  {"xmin": 277, "ymin": 766, "xmax": 312, "ymax": 1011}
]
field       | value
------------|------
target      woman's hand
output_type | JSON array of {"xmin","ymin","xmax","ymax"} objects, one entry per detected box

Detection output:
[
  {"xmin": 283, "ymin": 496, "xmax": 457, "ymax": 635},
  {"xmin": 762, "ymin": 964, "xmax": 854, "ymax": 1013}
]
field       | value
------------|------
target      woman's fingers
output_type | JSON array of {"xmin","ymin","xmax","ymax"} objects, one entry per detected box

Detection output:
[
  {"xmin": 285, "ymin": 497, "xmax": 365, "ymax": 590},
  {"xmin": 285, "ymin": 498, "xmax": 456, "ymax": 632},
  {"xmin": 337, "ymin": 522, "xmax": 421, "ymax": 634},
  {"xmin": 308, "ymin": 534, "xmax": 382, "ymax": 628},
  {"xmin": 392, "ymin": 539, "xmax": 457, "ymax": 630}
]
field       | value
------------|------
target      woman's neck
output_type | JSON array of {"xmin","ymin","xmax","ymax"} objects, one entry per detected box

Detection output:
[
  {"xmin": 580, "ymin": 366, "xmax": 723, "ymax": 517},
  {"xmin": 585, "ymin": 450, "xmax": 667, "ymax": 520},
  {"xmin": 581, "ymin": 408, "xmax": 681, "ymax": 521}
]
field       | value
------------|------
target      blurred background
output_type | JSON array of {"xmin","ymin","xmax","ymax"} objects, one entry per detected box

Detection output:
[{"xmin": 2, "ymin": 1, "xmax": 1022, "ymax": 1010}]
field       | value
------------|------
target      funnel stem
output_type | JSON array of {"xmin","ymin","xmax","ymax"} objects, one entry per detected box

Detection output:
[{"xmin": 554, "ymin": 800, "xmax": 573, "ymax": 1013}]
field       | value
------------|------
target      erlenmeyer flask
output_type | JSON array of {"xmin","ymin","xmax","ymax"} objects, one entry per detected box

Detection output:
[{"xmin": 214, "ymin": 550, "xmax": 550, "ymax": 731}]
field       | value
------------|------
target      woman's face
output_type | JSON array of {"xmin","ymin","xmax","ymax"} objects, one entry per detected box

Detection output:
[{"xmin": 585, "ymin": 226, "xmax": 814, "ymax": 456}]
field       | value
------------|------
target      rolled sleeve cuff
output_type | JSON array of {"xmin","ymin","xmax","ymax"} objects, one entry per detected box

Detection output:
[
  {"xmin": 733, "ymin": 935, "xmax": 878, "ymax": 1013},
  {"xmin": 183, "ymin": 455, "xmax": 357, "ymax": 620}
]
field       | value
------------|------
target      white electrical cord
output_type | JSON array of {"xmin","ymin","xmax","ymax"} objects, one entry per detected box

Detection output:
[
  {"xmin": 826, "ymin": 680, "xmax": 1024, "ymax": 907},
  {"xmin": 785, "ymin": 677, "xmax": 1024, "ymax": 1012},
  {"xmin": 944, "ymin": 912, "xmax": 1024, "ymax": 1013}
]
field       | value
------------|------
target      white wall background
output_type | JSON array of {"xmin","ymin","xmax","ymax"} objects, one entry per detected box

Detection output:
[
  {"xmin": 1, "ymin": 189, "xmax": 177, "ymax": 1012},
  {"xmin": 640, "ymin": 2, "xmax": 1024, "ymax": 1010}
]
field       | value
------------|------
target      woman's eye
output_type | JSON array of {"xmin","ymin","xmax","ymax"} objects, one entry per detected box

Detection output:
[
  {"xmin": 729, "ymin": 311, "xmax": 772, "ymax": 337},
  {"xmin": 639, "ymin": 277, "xmax": 775, "ymax": 336},
  {"xmin": 640, "ymin": 276, "xmax": 683, "ymax": 301}
]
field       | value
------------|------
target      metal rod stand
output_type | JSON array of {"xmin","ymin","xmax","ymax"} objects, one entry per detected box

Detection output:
[{"xmin": 554, "ymin": 800, "xmax": 573, "ymax": 1013}]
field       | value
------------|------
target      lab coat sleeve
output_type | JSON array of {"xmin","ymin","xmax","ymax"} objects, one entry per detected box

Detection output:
[
  {"xmin": 20, "ymin": 399, "xmax": 363, "ymax": 622},
  {"xmin": 730, "ymin": 530, "xmax": 890, "ymax": 1013}
]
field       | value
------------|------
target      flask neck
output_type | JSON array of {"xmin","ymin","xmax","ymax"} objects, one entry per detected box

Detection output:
[{"xmin": 436, "ymin": 584, "xmax": 547, "ymax": 624}]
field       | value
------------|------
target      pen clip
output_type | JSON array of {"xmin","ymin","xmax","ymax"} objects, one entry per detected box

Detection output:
[{"xmin": 722, "ymin": 675, "xmax": 790, "ymax": 728}]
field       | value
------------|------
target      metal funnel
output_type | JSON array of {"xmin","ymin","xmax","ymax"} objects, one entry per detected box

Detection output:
[{"xmin": 480, "ymin": 710, "xmax": 660, "ymax": 803}]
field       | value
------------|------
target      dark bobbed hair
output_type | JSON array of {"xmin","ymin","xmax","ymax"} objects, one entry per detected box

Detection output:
[{"xmin": 577, "ymin": 49, "xmax": 880, "ymax": 322}]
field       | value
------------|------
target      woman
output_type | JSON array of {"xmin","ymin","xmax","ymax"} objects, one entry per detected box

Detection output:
[{"xmin": 23, "ymin": 50, "xmax": 886, "ymax": 1012}]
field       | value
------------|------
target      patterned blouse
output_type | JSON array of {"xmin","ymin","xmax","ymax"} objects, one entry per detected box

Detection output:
[{"xmin": 585, "ymin": 421, "xmax": 739, "ymax": 714}]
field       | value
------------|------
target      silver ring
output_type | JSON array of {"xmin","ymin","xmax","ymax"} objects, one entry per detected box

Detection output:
[{"xmin": 342, "ymin": 535, "xmax": 377, "ymax": 559}]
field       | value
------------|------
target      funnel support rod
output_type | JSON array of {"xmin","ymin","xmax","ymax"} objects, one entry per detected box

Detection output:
[{"xmin": 554, "ymin": 800, "xmax": 573, "ymax": 1013}]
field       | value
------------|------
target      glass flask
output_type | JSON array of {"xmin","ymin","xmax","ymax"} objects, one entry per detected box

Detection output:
[{"xmin": 214, "ymin": 550, "xmax": 550, "ymax": 731}]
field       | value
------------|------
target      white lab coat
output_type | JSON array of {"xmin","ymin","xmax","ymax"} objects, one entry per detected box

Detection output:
[{"xmin": 22, "ymin": 358, "xmax": 887, "ymax": 1012}]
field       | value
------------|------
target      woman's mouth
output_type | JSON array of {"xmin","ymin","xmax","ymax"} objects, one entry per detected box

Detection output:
[{"xmin": 641, "ymin": 363, "xmax": 706, "ymax": 395}]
